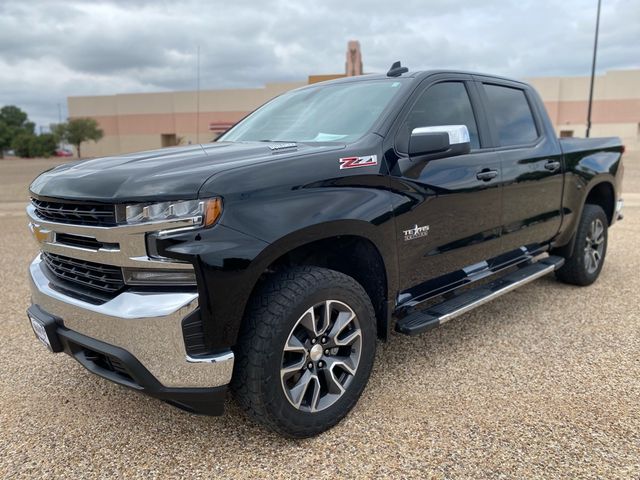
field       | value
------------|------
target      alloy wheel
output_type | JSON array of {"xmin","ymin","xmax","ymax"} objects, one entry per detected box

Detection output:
[
  {"xmin": 280, "ymin": 300, "xmax": 362, "ymax": 412},
  {"xmin": 584, "ymin": 218, "xmax": 605, "ymax": 274}
]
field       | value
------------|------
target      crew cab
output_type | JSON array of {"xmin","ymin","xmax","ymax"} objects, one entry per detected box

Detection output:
[{"xmin": 27, "ymin": 63, "xmax": 624, "ymax": 437}]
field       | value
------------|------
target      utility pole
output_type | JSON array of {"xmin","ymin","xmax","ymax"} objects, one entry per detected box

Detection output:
[
  {"xmin": 196, "ymin": 45, "xmax": 200, "ymax": 144},
  {"xmin": 57, "ymin": 103, "xmax": 63, "ymax": 149},
  {"xmin": 586, "ymin": 0, "xmax": 602, "ymax": 138}
]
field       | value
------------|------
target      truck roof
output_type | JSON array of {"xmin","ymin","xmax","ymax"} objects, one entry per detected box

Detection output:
[{"xmin": 306, "ymin": 69, "xmax": 530, "ymax": 88}]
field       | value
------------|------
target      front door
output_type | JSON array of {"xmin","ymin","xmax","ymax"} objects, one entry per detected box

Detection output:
[{"xmin": 389, "ymin": 77, "xmax": 503, "ymax": 297}]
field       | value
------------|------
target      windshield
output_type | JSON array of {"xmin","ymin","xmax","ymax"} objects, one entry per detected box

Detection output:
[{"xmin": 219, "ymin": 79, "xmax": 407, "ymax": 143}]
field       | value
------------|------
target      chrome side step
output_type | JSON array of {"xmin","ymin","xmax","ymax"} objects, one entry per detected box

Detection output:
[{"xmin": 395, "ymin": 255, "xmax": 565, "ymax": 336}]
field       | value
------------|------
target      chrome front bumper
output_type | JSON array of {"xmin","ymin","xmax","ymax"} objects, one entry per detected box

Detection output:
[{"xmin": 29, "ymin": 255, "xmax": 234, "ymax": 389}]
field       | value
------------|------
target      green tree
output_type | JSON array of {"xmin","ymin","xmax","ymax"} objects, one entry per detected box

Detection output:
[
  {"xmin": 32, "ymin": 133, "xmax": 58, "ymax": 157},
  {"xmin": 54, "ymin": 118, "xmax": 103, "ymax": 158},
  {"xmin": 10, "ymin": 132, "xmax": 57, "ymax": 158},
  {"xmin": 0, "ymin": 105, "xmax": 35, "ymax": 157},
  {"xmin": 11, "ymin": 132, "xmax": 34, "ymax": 157}
]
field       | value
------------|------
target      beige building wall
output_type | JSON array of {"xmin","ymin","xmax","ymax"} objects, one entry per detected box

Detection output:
[
  {"xmin": 68, "ymin": 81, "xmax": 305, "ymax": 157},
  {"xmin": 69, "ymin": 69, "xmax": 640, "ymax": 157},
  {"xmin": 527, "ymin": 69, "xmax": 640, "ymax": 150}
]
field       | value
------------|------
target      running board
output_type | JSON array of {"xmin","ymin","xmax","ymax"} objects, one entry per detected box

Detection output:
[{"xmin": 395, "ymin": 255, "xmax": 565, "ymax": 336}]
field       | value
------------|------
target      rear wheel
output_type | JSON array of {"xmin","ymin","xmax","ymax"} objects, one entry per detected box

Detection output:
[
  {"xmin": 556, "ymin": 204, "xmax": 608, "ymax": 286},
  {"xmin": 232, "ymin": 266, "xmax": 376, "ymax": 438}
]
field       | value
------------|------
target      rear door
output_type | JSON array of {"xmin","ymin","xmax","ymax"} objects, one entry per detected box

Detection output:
[
  {"xmin": 389, "ymin": 74, "xmax": 503, "ymax": 293},
  {"xmin": 475, "ymin": 78, "xmax": 564, "ymax": 252}
]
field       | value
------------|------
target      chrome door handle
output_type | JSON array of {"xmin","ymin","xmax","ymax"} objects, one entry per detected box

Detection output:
[
  {"xmin": 545, "ymin": 160, "xmax": 561, "ymax": 172},
  {"xmin": 476, "ymin": 169, "xmax": 498, "ymax": 181}
]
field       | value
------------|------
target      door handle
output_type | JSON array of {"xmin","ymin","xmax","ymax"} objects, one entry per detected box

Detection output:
[
  {"xmin": 476, "ymin": 169, "xmax": 498, "ymax": 181},
  {"xmin": 545, "ymin": 160, "xmax": 561, "ymax": 172}
]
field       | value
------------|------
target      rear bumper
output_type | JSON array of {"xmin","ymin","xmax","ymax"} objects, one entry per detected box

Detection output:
[{"xmin": 28, "ymin": 255, "xmax": 234, "ymax": 413}]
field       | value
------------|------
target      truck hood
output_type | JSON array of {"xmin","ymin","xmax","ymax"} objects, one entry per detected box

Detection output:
[{"xmin": 30, "ymin": 142, "xmax": 344, "ymax": 202}]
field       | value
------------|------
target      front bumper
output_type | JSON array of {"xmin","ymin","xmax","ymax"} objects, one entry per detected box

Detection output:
[
  {"xmin": 28, "ymin": 256, "xmax": 234, "ymax": 414},
  {"xmin": 28, "ymin": 304, "xmax": 227, "ymax": 414}
]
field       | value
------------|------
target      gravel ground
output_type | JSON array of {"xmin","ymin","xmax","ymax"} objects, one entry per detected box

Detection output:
[{"xmin": 1, "ymin": 154, "xmax": 638, "ymax": 479}]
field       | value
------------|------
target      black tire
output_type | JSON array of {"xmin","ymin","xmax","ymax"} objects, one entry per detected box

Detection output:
[
  {"xmin": 232, "ymin": 266, "xmax": 377, "ymax": 438},
  {"xmin": 556, "ymin": 204, "xmax": 608, "ymax": 286}
]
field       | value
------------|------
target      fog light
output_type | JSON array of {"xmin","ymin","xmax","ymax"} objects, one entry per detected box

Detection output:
[{"xmin": 123, "ymin": 268, "xmax": 197, "ymax": 285}]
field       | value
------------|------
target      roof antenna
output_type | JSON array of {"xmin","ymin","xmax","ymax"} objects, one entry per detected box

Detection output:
[{"xmin": 387, "ymin": 61, "xmax": 408, "ymax": 77}]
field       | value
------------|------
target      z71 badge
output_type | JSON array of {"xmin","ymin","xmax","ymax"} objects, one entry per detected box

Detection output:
[{"xmin": 339, "ymin": 155, "xmax": 378, "ymax": 169}]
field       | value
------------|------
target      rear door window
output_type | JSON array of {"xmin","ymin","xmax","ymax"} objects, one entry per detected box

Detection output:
[{"xmin": 483, "ymin": 84, "xmax": 538, "ymax": 146}]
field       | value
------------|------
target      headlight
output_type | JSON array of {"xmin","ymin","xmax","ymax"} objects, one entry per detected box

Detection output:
[{"xmin": 124, "ymin": 198, "xmax": 223, "ymax": 228}]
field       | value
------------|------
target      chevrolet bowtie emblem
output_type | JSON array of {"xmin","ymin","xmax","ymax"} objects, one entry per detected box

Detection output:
[{"xmin": 29, "ymin": 223, "xmax": 52, "ymax": 244}]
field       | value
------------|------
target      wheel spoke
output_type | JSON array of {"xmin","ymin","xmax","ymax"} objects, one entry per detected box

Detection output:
[
  {"xmin": 584, "ymin": 249, "xmax": 596, "ymax": 272},
  {"xmin": 584, "ymin": 251, "xmax": 593, "ymax": 272},
  {"xmin": 317, "ymin": 300, "xmax": 331, "ymax": 336},
  {"xmin": 281, "ymin": 360, "xmax": 306, "ymax": 380},
  {"xmin": 336, "ymin": 328, "xmax": 361, "ymax": 347},
  {"xmin": 322, "ymin": 360, "xmax": 346, "ymax": 395},
  {"xmin": 287, "ymin": 370, "xmax": 314, "ymax": 409},
  {"xmin": 284, "ymin": 334, "xmax": 306, "ymax": 354},
  {"xmin": 327, "ymin": 310, "xmax": 356, "ymax": 344},
  {"xmin": 326, "ymin": 355, "xmax": 357, "ymax": 376},
  {"xmin": 308, "ymin": 376, "xmax": 321, "ymax": 412},
  {"xmin": 299, "ymin": 307, "xmax": 319, "ymax": 337},
  {"xmin": 594, "ymin": 221, "xmax": 604, "ymax": 242}
]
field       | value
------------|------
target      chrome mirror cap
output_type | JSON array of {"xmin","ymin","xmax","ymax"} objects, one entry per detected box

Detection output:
[{"xmin": 412, "ymin": 125, "xmax": 470, "ymax": 145}]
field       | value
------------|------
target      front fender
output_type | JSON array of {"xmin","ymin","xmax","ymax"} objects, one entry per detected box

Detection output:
[{"xmin": 158, "ymin": 217, "xmax": 398, "ymax": 350}]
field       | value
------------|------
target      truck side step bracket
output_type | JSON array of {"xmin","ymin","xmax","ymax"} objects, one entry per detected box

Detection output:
[{"xmin": 395, "ymin": 255, "xmax": 565, "ymax": 336}]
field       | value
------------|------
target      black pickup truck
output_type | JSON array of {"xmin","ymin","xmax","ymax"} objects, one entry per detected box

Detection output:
[{"xmin": 27, "ymin": 64, "xmax": 624, "ymax": 437}]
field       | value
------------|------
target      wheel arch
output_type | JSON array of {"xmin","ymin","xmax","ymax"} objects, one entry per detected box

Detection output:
[
  {"xmin": 553, "ymin": 179, "xmax": 616, "ymax": 259},
  {"xmin": 245, "ymin": 222, "xmax": 396, "ymax": 341},
  {"xmin": 584, "ymin": 180, "xmax": 615, "ymax": 225}
]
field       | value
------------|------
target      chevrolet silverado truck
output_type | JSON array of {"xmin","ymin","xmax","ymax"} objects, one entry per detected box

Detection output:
[{"xmin": 27, "ymin": 63, "xmax": 624, "ymax": 438}]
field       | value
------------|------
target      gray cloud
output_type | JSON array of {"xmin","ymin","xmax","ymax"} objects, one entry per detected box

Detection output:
[{"xmin": 0, "ymin": 0, "xmax": 638, "ymax": 129}]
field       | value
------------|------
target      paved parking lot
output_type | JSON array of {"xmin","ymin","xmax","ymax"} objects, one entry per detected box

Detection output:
[{"xmin": 1, "ymin": 154, "xmax": 638, "ymax": 478}]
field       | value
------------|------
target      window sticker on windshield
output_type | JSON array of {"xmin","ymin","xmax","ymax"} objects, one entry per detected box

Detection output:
[
  {"xmin": 313, "ymin": 133, "xmax": 349, "ymax": 141},
  {"xmin": 392, "ymin": 82, "xmax": 400, "ymax": 87},
  {"xmin": 339, "ymin": 155, "xmax": 378, "ymax": 170}
]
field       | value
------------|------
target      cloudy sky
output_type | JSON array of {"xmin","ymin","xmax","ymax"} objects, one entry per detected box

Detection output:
[{"xmin": 1, "ymin": 0, "xmax": 638, "ymax": 129}]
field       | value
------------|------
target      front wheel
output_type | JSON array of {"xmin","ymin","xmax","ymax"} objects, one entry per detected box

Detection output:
[
  {"xmin": 232, "ymin": 266, "xmax": 377, "ymax": 438},
  {"xmin": 556, "ymin": 204, "xmax": 608, "ymax": 286}
]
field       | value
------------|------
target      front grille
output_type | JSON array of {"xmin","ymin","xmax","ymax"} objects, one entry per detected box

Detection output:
[
  {"xmin": 55, "ymin": 232, "xmax": 118, "ymax": 251},
  {"xmin": 32, "ymin": 198, "xmax": 117, "ymax": 226},
  {"xmin": 42, "ymin": 252, "xmax": 124, "ymax": 294}
]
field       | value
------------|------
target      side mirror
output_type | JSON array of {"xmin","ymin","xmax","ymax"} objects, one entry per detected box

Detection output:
[{"xmin": 408, "ymin": 125, "xmax": 471, "ymax": 160}]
